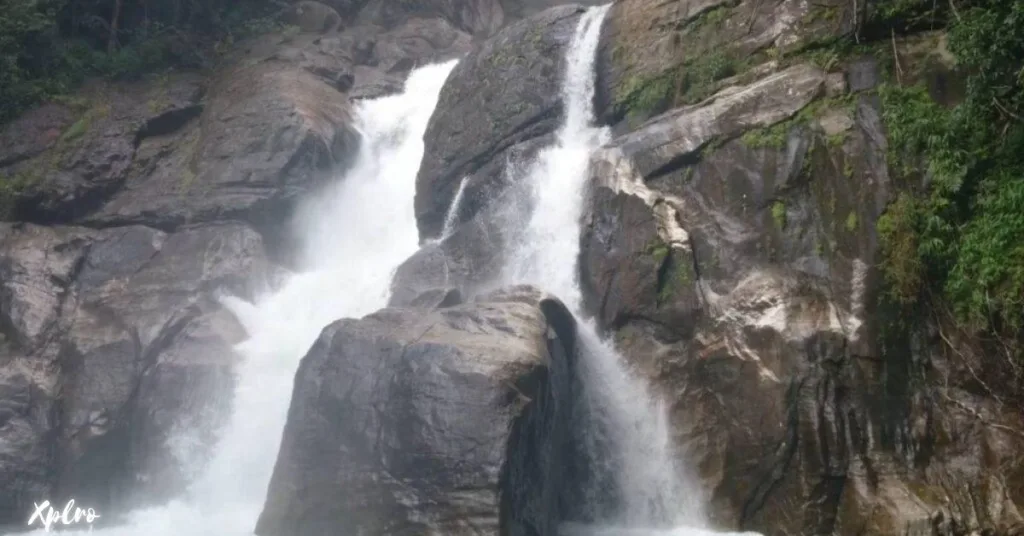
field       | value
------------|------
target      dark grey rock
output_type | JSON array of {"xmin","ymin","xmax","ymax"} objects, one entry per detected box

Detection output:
[
  {"xmin": 0, "ymin": 104, "xmax": 75, "ymax": 168},
  {"xmin": 0, "ymin": 74, "xmax": 205, "ymax": 224},
  {"xmin": 0, "ymin": 363, "xmax": 56, "ymax": 529},
  {"xmin": 0, "ymin": 223, "xmax": 96, "ymax": 351},
  {"xmin": 582, "ymin": 60, "xmax": 1024, "ymax": 533},
  {"xmin": 847, "ymin": 57, "xmax": 881, "ymax": 93},
  {"xmin": 256, "ymin": 287, "xmax": 580, "ymax": 536},
  {"xmin": 408, "ymin": 287, "xmax": 465, "ymax": 309},
  {"xmin": 86, "ymin": 64, "xmax": 359, "ymax": 231},
  {"xmin": 415, "ymin": 4, "xmax": 586, "ymax": 240}
]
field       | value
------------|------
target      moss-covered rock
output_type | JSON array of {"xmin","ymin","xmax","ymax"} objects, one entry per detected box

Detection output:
[{"xmin": 595, "ymin": 0, "xmax": 856, "ymax": 128}]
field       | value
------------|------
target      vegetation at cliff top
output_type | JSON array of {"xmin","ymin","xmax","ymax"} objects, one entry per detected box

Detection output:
[
  {"xmin": 0, "ymin": 0, "xmax": 284, "ymax": 124},
  {"xmin": 874, "ymin": 0, "xmax": 1024, "ymax": 342}
]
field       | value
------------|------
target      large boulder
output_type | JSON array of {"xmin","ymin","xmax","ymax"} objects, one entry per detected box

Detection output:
[
  {"xmin": 414, "ymin": 4, "xmax": 586, "ymax": 240},
  {"xmin": 580, "ymin": 63, "xmax": 825, "ymax": 336},
  {"xmin": 257, "ymin": 286, "xmax": 581, "ymax": 536}
]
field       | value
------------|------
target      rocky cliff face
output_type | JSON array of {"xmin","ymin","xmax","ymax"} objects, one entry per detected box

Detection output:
[
  {"xmin": 580, "ymin": 2, "xmax": 1024, "ymax": 534},
  {"xmin": 2, "ymin": 0, "xmax": 1022, "ymax": 535},
  {"xmin": 402, "ymin": 1, "xmax": 1024, "ymax": 535},
  {"xmin": 0, "ymin": 0, "xmax": 512, "ymax": 529}
]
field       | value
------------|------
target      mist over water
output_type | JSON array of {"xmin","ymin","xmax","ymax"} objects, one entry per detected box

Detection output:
[{"xmin": 19, "ymin": 60, "xmax": 457, "ymax": 536}]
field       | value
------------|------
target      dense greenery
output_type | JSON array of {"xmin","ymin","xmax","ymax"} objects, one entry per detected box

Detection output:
[
  {"xmin": 874, "ymin": 0, "xmax": 1024, "ymax": 339},
  {"xmin": 0, "ymin": 0, "xmax": 283, "ymax": 123}
]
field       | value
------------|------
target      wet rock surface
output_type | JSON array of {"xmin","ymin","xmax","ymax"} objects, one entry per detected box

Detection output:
[
  {"xmin": 414, "ymin": 5, "xmax": 585, "ymax": 239},
  {"xmin": 580, "ymin": 56, "xmax": 1024, "ymax": 535},
  {"xmin": 257, "ymin": 286, "xmax": 580, "ymax": 536}
]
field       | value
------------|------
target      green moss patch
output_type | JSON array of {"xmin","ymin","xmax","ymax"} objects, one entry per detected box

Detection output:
[{"xmin": 771, "ymin": 200, "xmax": 787, "ymax": 231}]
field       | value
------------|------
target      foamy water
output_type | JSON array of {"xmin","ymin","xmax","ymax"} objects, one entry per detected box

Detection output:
[{"xmin": 17, "ymin": 60, "xmax": 457, "ymax": 536}]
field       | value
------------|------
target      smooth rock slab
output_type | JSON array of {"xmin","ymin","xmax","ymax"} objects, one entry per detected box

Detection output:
[
  {"xmin": 257, "ymin": 286, "xmax": 579, "ymax": 536},
  {"xmin": 606, "ymin": 63, "xmax": 825, "ymax": 180},
  {"xmin": 415, "ymin": 4, "xmax": 586, "ymax": 239}
]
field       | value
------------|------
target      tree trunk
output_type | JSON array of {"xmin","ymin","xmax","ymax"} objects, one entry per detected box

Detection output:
[{"xmin": 108, "ymin": 0, "xmax": 125, "ymax": 53}]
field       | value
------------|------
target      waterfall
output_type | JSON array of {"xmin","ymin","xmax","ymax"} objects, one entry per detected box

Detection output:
[
  {"xmin": 21, "ymin": 60, "xmax": 458, "ymax": 536},
  {"xmin": 11, "ymin": 7, "xmax": 771, "ymax": 536},
  {"xmin": 500, "ymin": 5, "xmax": 756, "ymax": 535}
]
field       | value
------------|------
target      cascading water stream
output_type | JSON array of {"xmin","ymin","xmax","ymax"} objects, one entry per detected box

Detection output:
[
  {"xmin": 13, "ymin": 7, "xmax": 768, "ymax": 535},
  {"xmin": 501, "ymin": 6, "xmax": 757, "ymax": 536},
  {"xmin": 19, "ymin": 60, "xmax": 457, "ymax": 536}
]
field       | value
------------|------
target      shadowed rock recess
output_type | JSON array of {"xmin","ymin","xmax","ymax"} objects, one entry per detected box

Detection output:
[{"xmin": 2, "ymin": 0, "xmax": 1023, "ymax": 535}]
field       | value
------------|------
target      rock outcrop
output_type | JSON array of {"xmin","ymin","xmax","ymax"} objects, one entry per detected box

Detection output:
[
  {"xmin": 398, "ymin": 1, "xmax": 1024, "ymax": 534},
  {"xmin": 595, "ymin": 0, "xmax": 854, "ymax": 127},
  {"xmin": 579, "ymin": 9, "xmax": 1024, "ymax": 534},
  {"xmin": 256, "ymin": 286, "xmax": 580, "ymax": 536},
  {"xmin": 414, "ymin": 4, "xmax": 586, "ymax": 240}
]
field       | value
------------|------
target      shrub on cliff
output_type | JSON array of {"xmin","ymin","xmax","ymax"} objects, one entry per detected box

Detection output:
[{"xmin": 876, "ymin": 0, "xmax": 1024, "ymax": 342}]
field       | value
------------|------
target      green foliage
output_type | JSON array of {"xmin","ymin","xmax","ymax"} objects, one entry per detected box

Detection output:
[
  {"xmin": 742, "ymin": 123, "xmax": 789, "ymax": 149},
  {"xmin": 658, "ymin": 254, "xmax": 694, "ymax": 304},
  {"xmin": 866, "ymin": 0, "xmax": 951, "ymax": 33},
  {"xmin": 845, "ymin": 211, "xmax": 859, "ymax": 232},
  {"xmin": 617, "ymin": 72, "xmax": 675, "ymax": 119},
  {"xmin": 1, "ymin": 0, "xmax": 69, "ymax": 121},
  {"xmin": 616, "ymin": 50, "xmax": 741, "ymax": 120},
  {"xmin": 807, "ymin": 48, "xmax": 841, "ymax": 72},
  {"xmin": 771, "ymin": 200, "xmax": 787, "ymax": 230},
  {"xmin": 0, "ymin": 0, "xmax": 284, "ymax": 124},
  {"xmin": 646, "ymin": 239, "xmax": 670, "ymax": 266},
  {"xmin": 826, "ymin": 132, "xmax": 848, "ymax": 148},
  {"xmin": 0, "ymin": 167, "xmax": 40, "ymax": 218},
  {"xmin": 877, "ymin": 193, "xmax": 924, "ymax": 305},
  {"xmin": 696, "ymin": 5, "xmax": 730, "ymax": 29},
  {"xmin": 679, "ymin": 52, "xmax": 738, "ymax": 102},
  {"xmin": 946, "ymin": 176, "xmax": 1024, "ymax": 330},
  {"xmin": 878, "ymin": 0, "xmax": 1024, "ymax": 335}
]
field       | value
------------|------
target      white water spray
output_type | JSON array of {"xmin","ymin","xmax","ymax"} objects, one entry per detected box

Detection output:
[
  {"xmin": 439, "ymin": 176, "xmax": 470, "ymax": 240},
  {"xmin": 501, "ymin": 6, "xmax": 754, "ymax": 535},
  {"xmin": 19, "ymin": 60, "xmax": 457, "ymax": 536}
]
